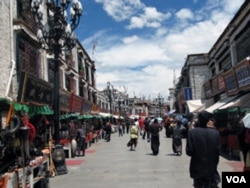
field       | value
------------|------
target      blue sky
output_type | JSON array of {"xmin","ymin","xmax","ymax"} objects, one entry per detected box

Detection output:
[{"xmin": 73, "ymin": 0, "xmax": 245, "ymax": 100}]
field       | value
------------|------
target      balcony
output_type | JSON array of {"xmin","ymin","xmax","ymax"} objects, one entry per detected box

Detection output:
[{"xmin": 15, "ymin": 7, "xmax": 37, "ymax": 35}]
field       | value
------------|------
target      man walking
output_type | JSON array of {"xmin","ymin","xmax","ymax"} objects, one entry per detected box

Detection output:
[
  {"xmin": 186, "ymin": 111, "xmax": 220, "ymax": 188},
  {"xmin": 76, "ymin": 124, "xmax": 86, "ymax": 156},
  {"xmin": 143, "ymin": 117, "xmax": 150, "ymax": 141},
  {"xmin": 125, "ymin": 118, "xmax": 130, "ymax": 134},
  {"xmin": 149, "ymin": 118, "xmax": 162, "ymax": 155}
]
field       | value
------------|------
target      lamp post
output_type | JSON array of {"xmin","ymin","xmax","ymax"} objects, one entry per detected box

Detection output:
[
  {"xmin": 158, "ymin": 93, "xmax": 163, "ymax": 117},
  {"xmin": 106, "ymin": 82, "xmax": 112, "ymax": 121},
  {"xmin": 31, "ymin": 0, "xmax": 82, "ymax": 175},
  {"xmin": 104, "ymin": 81, "xmax": 118, "ymax": 123},
  {"xmin": 118, "ymin": 99, "xmax": 122, "ymax": 119},
  {"xmin": 31, "ymin": 0, "xmax": 82, "ymax": 144}
]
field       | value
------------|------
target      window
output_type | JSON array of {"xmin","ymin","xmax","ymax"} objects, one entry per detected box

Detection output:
[
  {"xmin": 17, "ymin": 0, "xmax": 36, "ymax": 33},
  {"xmin": 48, "ymin": 59, "xmax": 54, "ymax": 83},
  {"xmin": 235, "ymin": 24, "xmax": 250, "ymax": 62},
  {"xmin": 85, "ymin": 65, "xmax": 89, "ymax": 82},
  {"xmin": 79, "ymin": 81, "xmax": 84, "ymax": 98},
  {"xmin": 65, "ymin": 75, "xmax": 71, "ymax": 91},
  {"xmin": 17, "ymin": 37, "xmax": 40, "ymax": 79}
]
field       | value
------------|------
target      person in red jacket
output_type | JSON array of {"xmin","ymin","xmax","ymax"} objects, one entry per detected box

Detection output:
[{"xmin": 138, "ymin": 117, "xmax": 144, "ymax": 136}]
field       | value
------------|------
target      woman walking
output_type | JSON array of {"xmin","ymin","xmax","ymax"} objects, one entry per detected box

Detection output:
[
  {"xmin": 172, "ymin": 116, "xmax": 186, "ymax": 156},
  {"xmin": 149, "ymin": 118, "xmax": 162, "ymax": 155}
]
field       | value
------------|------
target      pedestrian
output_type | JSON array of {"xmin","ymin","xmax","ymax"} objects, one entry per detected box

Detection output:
[
  {"xmin": 104, "ymin": 121, "xmax": 112, "ymax": 142},
  {"xmin": 143, "ymin": 117, "xmax": 150, "ymax": 141},
  {"xmin": 172, "ymin": 115, "xmax": 186, "ymax": 156},
  {"xmin": 237, "ymin": 119, "xmax": 250, "ymax": 172},
  {"xmin": 138, "ymin": 116, "xmax": 144, "ymax": 136},
  {"xmin": 121, "ymin": 119, "xmax": 126, "ymax": 134},
  {"xmin": 134, "ymin": 118, "xmax": 139, "ymax": 129},
  {"xmin": 125, "ymin": 118, "xmax": 130, "ymax": 134},
  {"xmin": 186, "ymin": 111, "xmax": 220, "ymax": 188},
  {"xmin": 129, "ymin": 123, "xmax": 138, "ymax": 150},
  {"xmin": 117, "ymin": 120, "xmax": 123, "ymax": 136},
  {"xmin": 163, "ymin": 116, "xmax": 171, "ymax": 138},
  {"xmin": 101, "ymin": 123, "xmax": 106, "ymax": 139},
  {"xmin": 76, "ymin": 124, "xmax": 86, "ymax": 156},
  {"xmin": 148, "ymin": 118, "xmax": 162, "ymax": 155}
]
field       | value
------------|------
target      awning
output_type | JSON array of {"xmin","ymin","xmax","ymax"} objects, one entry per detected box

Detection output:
[
  {"xmin": 186, "ymin": 100, "xmax": 204, "ymax": 113},
  {"xmin": 0, "ymin": 98, "xmax": 53, "ymax": 117},
  {"xmin": 98, "ymin": 112, "xmax": 112, "ymax": 117},
  {"xmin": 78, "ymin": 114, "xmax": 94, "ymax": 120},
  {"xmin": 60, "ymin": 113, "xmax": 79, "ymax": 120},
  {"xmin": 205, "ymin": 95, "xmax": 238, "ymax": 113},
  {"xmin": 219, "ymin": 93, "xmax": 250, "ymax": 111},
  {"xmin": 113, "ymin": 115, "xmax": 120, "ymax": 119}
]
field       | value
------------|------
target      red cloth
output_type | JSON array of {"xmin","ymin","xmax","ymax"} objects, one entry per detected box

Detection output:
[
  {"xmin": 22, "ymin": 115, "xmax": 36, "ymax": 141},
  {"xmin": 228, "ymin": 134, "xmax": 240, "ymax": 150},
  {"xmin": 60, "ymin": 139, "xmax": 70, "ymax": 145},
  {"xmin": 138, "ymin": 117, "xmax": 144, "ymax": 129}
]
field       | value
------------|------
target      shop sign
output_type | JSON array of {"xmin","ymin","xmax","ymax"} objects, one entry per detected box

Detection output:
[
  {"xmin": 18, "ymin": 72, "xmax": 53, "ymax": 105},
  {"xmin": 203, "ymin": 81, "xmax": 212, "ymax": 98},
  {"xmin": 211, "ymin": 77, "xmax": 218, "ymax": 95},
  {"xmin": 91, "ymin": 104, "xmax": 100, "ymax": 113},
  {"xmin": 223, "ymin": 69, "xmax": 238, "ymax": 95},
  {"xmin": 211, "ymin": 73, "xmax": 225, "ymax": 96},
  {"xmin": 235, "ymin": 59, "xmax": 250, "ymax": 90},
  {"xmin": 70, "ymin": 94, "xmax": 83, "ymax": 112},
  {"xmin": 218, "ymin": 75, "xmax": 226, "ymax": 91},
  {"xmin": 59, "ymin": 90, "xmax": 70, "ymax": 112}
]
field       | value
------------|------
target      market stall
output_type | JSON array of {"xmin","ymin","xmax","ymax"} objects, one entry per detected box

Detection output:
[
  {"xmin": 0, "ymin": 98, "xmax": 53, "ymax": 187},
  {"xmin": 59, "ymin": 113, "xmax": 103, "ymax": 158}
]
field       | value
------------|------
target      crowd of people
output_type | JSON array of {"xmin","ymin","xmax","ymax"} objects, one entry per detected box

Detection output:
[
  {"xmin": 73, "ymin": 111, "xmax": 250, "ymax": 188},
  {"xmin": 116, "ymin": 112, "xmax": 222, "ymax": 188}
]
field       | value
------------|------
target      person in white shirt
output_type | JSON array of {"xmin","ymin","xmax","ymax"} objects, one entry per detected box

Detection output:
[{"xmin": 134, "ymin": 118, "xmax": 139, "ymax": 128}]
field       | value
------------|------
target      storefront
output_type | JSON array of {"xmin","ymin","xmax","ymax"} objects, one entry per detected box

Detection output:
[
  {"xmin": 212, "ymin": 59, "xmax": 250, "ymax": 156},
  {"xmin": 205, "ymin": 95, "xmax": 238, "ymax": 113}
]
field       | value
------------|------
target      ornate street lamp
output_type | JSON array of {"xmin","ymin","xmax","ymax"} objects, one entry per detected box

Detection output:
[
  {"xmin": 118, "ymin": 98, "xmax": 123, "ymax": 119},
  {"xmin": 31, "ymin": 0, "xmax": 82, "ymax": 145},
  {"xmin": 105, "ymin": 82, "xmax": 113, "ymax": 122},
  {"xmin": 31, "ymin": 0, "xmax": 82, "ymax": 175},
  {"xmin": 104, "ymin": 81, "xmax": 118, "ymax": 123}
]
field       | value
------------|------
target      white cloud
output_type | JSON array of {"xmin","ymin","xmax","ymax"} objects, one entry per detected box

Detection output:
[
  {"xmin": 94, "ymin": 39, "xmax": 166, "ymax": 69},
  {"xmin": 122, "ymin": 35, "xmax": 139, "ymax": 44},
  {"xmin": 83, "ymin": 0, "xmax": 244, "ymax": 100},
  {"xmin": 223, "ymin": 0, "xmax": 245, "ymax": 13},
  {"xmin": 176, "ymin": 8, "xmax": 194, "ymax": 21},
  {"xmin": 95, "ymin": 0, "xmax": 144, "ymax": 21},
  {"xmin": 127, "ymin": 16, "xmax": 145, "ymax": 29},
  {"xmin": 144, "ymin": 7, "xmax": 169, "ymax": 21},
  {"xmin": 127, "ymin": 7, "xmax": 171, "ymax": 29}
]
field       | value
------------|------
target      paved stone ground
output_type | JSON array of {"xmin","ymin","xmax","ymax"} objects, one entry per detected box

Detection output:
[{"xmin": 49, "ymin": 131, "xmax": 243, "ymax": 188}]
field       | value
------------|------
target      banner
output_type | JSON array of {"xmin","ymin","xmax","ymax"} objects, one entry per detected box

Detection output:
[{"xmin": 183, "ymin": 87, "xmax": 192, "ymax": 100}]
